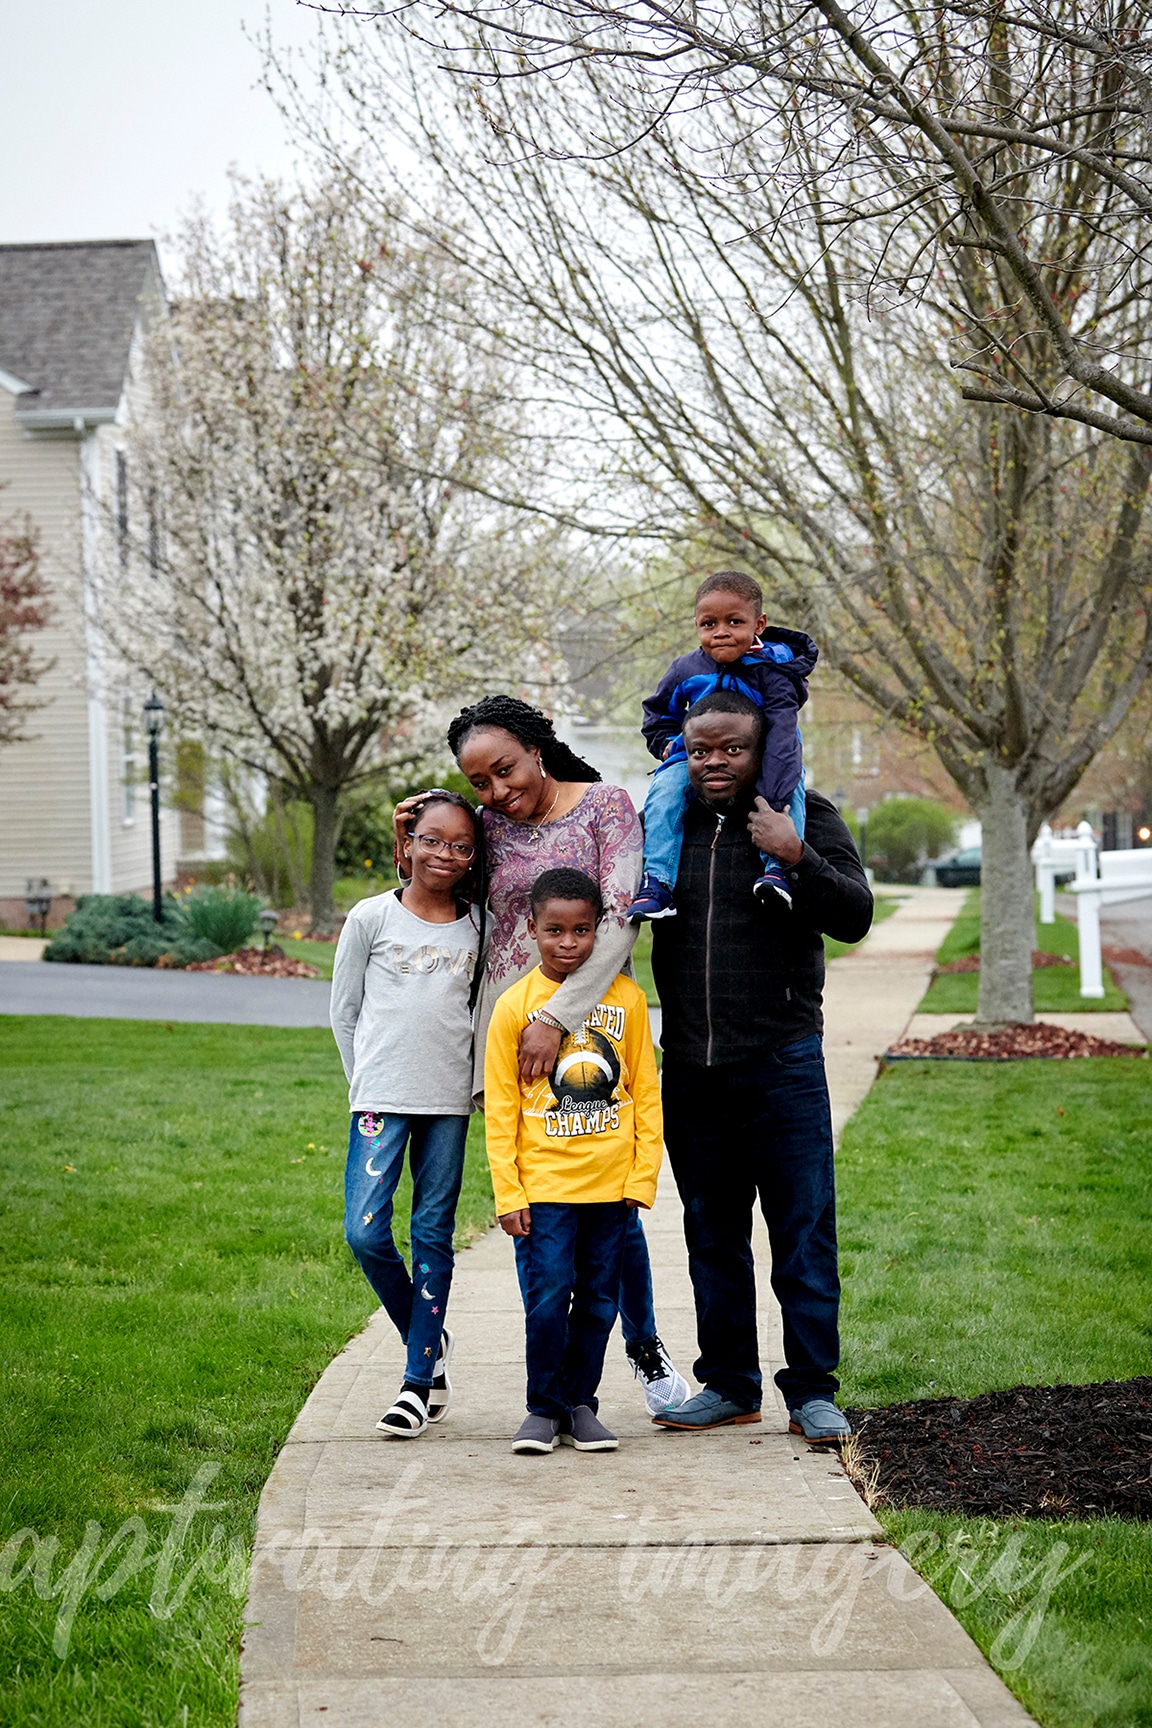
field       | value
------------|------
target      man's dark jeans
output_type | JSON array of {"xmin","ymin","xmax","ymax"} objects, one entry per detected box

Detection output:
[
  {"xmin": 661, "ymin": 1034, "xmax": 839, "ymax": 1410},
  {"xmin": 514, "ymin": 1201, "xmax": 629, "ymax": 1419}
]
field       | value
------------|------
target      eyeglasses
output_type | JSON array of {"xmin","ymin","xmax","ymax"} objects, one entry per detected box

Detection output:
[{"xmin": 413, "ymin": 834, "xmax": 476, "ymax": 861}]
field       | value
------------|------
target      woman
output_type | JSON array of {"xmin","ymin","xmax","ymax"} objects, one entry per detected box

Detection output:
[{"xmin": 396, "ymin": 695, "xmax": 688, "ymax": 1416}]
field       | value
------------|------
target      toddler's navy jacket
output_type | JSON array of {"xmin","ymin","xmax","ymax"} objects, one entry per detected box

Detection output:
[{"xmin": 641, "ymin": 626, "xmax": 818, "ymax": 809}]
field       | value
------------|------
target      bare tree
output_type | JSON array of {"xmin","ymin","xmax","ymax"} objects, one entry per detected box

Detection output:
[
  {"xmin": 0, "ymin": 513, "xmax": 51, "ymax": 748},
  {"xmin": 287, "ymin": 50, "xmax": 1152, "ymax": 1020},
  {"xmin": 337, "ymin": 0, "xmax": 1152, "ymax": 445},
  {"xmin": 106, "ymin": 172, "xmax": 573, "ymax": 932}
]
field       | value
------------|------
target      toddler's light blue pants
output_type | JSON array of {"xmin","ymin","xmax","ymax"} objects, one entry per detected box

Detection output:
[{"xmin": 642, "ymin": 754, "xmax": 806, "ymax": 889}]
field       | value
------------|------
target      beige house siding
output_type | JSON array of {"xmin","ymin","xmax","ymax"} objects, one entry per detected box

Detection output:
[{"xmin": 0, "ymin": 378, "xmax": 178, "ymax": 922}]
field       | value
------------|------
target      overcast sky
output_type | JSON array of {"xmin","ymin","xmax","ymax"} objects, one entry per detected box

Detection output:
[{"xmin": 0, "ymin": 1, "xmax": 325, "ymax": 268}]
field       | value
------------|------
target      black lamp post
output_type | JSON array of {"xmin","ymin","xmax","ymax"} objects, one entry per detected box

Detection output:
[{"xmin": 143, "ymin": 691, "xmax": 165, "ymax": 924}]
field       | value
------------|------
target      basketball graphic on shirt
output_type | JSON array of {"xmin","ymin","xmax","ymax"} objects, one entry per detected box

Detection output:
[{"xmin": 548, "ymin": 1029, "xmax": 621, "ymax": 1109}]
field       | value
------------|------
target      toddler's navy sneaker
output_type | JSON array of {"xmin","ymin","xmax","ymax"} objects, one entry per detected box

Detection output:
[
  {"xmin": 753, "ymin": 867, "xmax": 793, "ymax": 907},
  {"xmin": 628, "ymin": 874, "xmax": 677, "ymax": 922}
]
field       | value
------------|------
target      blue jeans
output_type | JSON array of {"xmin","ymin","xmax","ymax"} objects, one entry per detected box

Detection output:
[
  {"xmin": 343, "ymin": 1111, "xmax": 467, "ymax": 1387},
  {"xmin": 515, "ymin": 1203, "xmax": 657, "ymax": 1345},
  {"xmin": 513, "ymin": 1201, "xmax": 629, "ymax": 1417},
  {"xmin": 643, "ymin": 751, "xmax": 806, "ymax": 889},
  {"xmin": 661, "ymin": 1034, "xmax": 839, "ymax": 1410}
]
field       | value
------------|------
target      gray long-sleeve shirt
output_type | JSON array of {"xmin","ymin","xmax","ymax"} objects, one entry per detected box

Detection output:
[{"xmin": 330, "ymin": 890, "xmax": 481, "ymax": 1115}]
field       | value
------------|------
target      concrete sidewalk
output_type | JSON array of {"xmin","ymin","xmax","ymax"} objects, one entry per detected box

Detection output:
[
  {"xmin": 240, "ymin": 889, "xmax": 1034, "ymax": 1727},
  {"xmin": 822, "ymin": 887, "xmax": 967, "ymax": 1141}
]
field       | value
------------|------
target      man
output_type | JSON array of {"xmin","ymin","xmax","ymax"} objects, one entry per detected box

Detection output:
[{"xmin": 650, "ymin": 690, "xmax": 872, "ymax": 1442}]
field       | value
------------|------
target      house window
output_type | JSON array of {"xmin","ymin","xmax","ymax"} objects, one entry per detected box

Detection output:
[
  {"xmin": 121, "ymin": 696, "xmax": 137, "ymax": 825},
  {"xmin": 116, "ymin": 450, "xmax": 129, "ymax": 571}
]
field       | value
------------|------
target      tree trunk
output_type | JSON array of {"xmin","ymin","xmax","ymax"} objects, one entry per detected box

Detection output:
[
  {"xmin": 974, "ymin": 764, "xmax": 1034, "ymax": 1027},
  {"xmin": 309, "ymin": 784, "xmax": 340, "ymax": 937}
]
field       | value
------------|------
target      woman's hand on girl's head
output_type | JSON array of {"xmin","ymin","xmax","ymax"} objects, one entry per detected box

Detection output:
[
  {"xmin": 392, "ymin": 792, "xmax": 430, "ymax": 881},
  {"xmin": 392, "ymin": 793, "xmax": 430, "ymax": 845}
]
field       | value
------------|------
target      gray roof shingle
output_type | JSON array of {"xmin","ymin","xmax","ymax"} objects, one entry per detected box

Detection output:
[{"xmin": 0, "ymin": 240, "xmax": 163, "ymax": 422}]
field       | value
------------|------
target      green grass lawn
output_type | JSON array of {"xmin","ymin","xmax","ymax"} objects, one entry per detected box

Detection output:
[
  {"xmin": 839, "ymin": 1057, "xmax": 1152, "ymax": 1727},
  {"xmin": 279, "ymin": 935, "xmax": 338, "ymax": 978},
  {"xmin": 0, "ymin": 1017, "xmax": 494, "ymax": 1727},
  {"xmin": 918, "ymin": 890, "xmax": 1128, "ymax": 1012}
]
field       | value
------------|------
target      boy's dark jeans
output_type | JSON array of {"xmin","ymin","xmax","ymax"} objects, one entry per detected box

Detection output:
[
  {"xmin": 661, "ymin": 1034, "xmax": 840, "ymax": 1411},
  {"xmin": 514, "ymin": 1201, "xmax": 629, "ymax": 1419},
  {"xmin": 514, "ymin": 1204, "xmax": 657, "ymax": 1346}
]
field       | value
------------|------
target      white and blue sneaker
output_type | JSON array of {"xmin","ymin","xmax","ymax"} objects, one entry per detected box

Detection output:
[
  {"xmin": 627, "ymin": 874, "xmax": 677, "ymax": 922},
  {"xmin": 627, "ymin": 1336, "xmax": 690, "ymax": 1416}
]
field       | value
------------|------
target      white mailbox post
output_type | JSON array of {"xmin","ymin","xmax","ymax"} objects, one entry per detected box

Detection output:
[
  {"xmin": 1071, "ymin": 844, "xmax": 1152, "ymax": 1000},
  {"xmin": 1031, "ymin": 821, "xmax": 1097, "ymax": 924}
]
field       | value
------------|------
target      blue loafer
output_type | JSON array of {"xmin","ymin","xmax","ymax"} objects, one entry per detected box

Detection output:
[
  {"xmin": 652, "ymin": 1388, "xmax": 761, "ymax": 1430},
  {"xmin": 789, "ymin": 1399, "xmax": 852, "ymax": 1443}
]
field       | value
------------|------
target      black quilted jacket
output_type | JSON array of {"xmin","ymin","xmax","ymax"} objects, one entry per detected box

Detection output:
[{"xmin": 650, "ymin": 789, "xmax": 873, "ymax": 1067}]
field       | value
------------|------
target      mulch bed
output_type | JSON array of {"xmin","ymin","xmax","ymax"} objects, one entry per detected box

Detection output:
[
  {"xmin": 1103, "ymin": 944, "xmax": 1152, "ymax": 969},
  {"xmin": 887, "ymin": 1021, "xmax": 1146, "ymax": 1060},
  {"xmin": 183, "ymin": 947, "xmax": 320, "ymax": 979},
  {"xmin": 936, "ymin": 950, "xmax": 1074, "ymax": 974},
  {"xmin": 844, "ymin": 1379, "xmax": 1152, "ymax": 1520}
]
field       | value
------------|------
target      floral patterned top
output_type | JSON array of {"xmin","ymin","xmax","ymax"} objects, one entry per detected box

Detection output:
[
  {"xmin": 484, "ymin": 781, "xmax": 642, "ymax": 986},
  {"xmin": 471, "ymin": 781, "xmax": 643, "ymax": 1097}
]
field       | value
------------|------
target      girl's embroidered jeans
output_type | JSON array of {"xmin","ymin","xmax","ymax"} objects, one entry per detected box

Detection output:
[{"xmin": 344, "ymin": 1111, "xmax": 468, "ymax": 1386}]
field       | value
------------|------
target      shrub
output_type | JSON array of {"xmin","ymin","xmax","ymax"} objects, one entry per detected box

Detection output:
[
  {"xmin": 335, "ymin": 798, "xmax": 395, "ymax": 876},
  {"xmin": 866, "ymin": 797, "xmax": 959, "ymax": 882},
  {"xmin": 226, "ymin": 798, "xmax": 313, "ymax": 909},
  {"xmin": 175, "ymin": 882, "xmax": 262, "ymax": 953},
  {"xmin": 43, "ymin": 895, "xmax": 218, "ymax": 968}
]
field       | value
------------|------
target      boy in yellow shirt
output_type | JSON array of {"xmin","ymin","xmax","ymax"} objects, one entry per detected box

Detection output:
[{"xmin": 484, "ymin": 867, "xmax": 664, "ymax": 1454}]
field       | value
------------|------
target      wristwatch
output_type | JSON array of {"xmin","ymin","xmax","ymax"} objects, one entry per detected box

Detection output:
[{"xmin": 533, "ymin": 1010, "xmax": 566, "ymax": 1034}]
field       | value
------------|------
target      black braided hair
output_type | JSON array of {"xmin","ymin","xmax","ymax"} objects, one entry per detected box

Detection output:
[
  {"xmin": 447, "ymin": 695, "xmax": 601, "ymax": 784},
  {"xmin": 403, "ymin": 790, "xmax": 488, "ymax": 1009}
]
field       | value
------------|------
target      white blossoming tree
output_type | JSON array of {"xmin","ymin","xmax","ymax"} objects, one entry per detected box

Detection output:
[{"xmin": 108, "ymin": 173, "xmax": 570, "ymax": 932}]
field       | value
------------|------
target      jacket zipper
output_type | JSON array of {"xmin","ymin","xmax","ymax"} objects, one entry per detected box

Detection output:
[{"xmin": 705, "ymin": 811, "xmax": 725, "ymax": 1065}]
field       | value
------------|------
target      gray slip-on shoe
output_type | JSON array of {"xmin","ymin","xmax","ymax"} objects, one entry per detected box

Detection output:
[
  {"xmin": 512, "ymin": 1413, "xmax": 561, "ymax": 1454},
  {"xmin": 558, "ymin": 1405, "xmax": 619, "ymax": 1451},
  {"xmin": 652, "ymin": 1387, "xmax": 761, "ymax": 1430},
  {"xmin": 789, "ymin": 1398, "xmax": 852, "ymax": 1443}
]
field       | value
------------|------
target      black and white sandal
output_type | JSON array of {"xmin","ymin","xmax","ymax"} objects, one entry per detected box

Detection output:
[
  {"xmin": 426, "ymin": 1328, "xmax": 455, "ymax": 1424},
  {"xmin": 375, "ymin": 1385, "xmax": 429, "ymax": 1439}
]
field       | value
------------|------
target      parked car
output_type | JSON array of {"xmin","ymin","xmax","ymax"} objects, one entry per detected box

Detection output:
[{"xmin": 935, "ymin": 846, "xmax": 982, "ymax": 888}]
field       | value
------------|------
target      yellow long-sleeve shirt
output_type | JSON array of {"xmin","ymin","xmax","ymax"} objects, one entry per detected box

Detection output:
[{"xmin": 483, "ymin": 968, "xmax": 664, "ymax": 1216}]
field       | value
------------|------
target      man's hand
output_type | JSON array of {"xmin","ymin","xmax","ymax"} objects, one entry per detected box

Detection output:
[
  {"xmin": 748, "ymin": 796, "xmax": 804, "ymax": 865},
  {"xmin": 518, "ymin": 1019, "xmax": 563, "ymax": 1081},
  {"xmin": 500, "ymin": 1208, "xmax": 532, "ymax": 1237},
  {"xmin": 624, "ymin": 1197, "xmax": 649, "ymax": 1209}
]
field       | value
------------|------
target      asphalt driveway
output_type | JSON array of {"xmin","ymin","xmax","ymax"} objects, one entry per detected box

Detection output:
[{"xmin": 0, "ymin": 962, "xmax": 332, "ymax": 1027}]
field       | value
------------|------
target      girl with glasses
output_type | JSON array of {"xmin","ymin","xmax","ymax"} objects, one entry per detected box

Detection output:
[{"xmin": 330, "ymin": 792, "xmax": 486, "ymax": 1438}]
